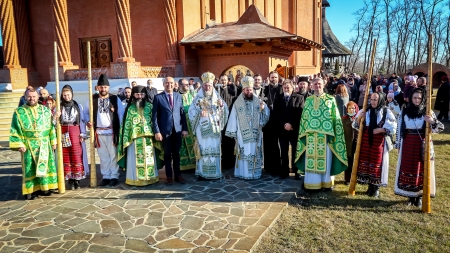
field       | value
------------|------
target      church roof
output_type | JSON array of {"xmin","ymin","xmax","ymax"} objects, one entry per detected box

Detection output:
[
  {"xmin": 322, "ymin": 17, "xmax": 352, "ymax": 56},
  {"xmin": 181, "ymin": 5, "xmax": 324, "ymax": 51}
]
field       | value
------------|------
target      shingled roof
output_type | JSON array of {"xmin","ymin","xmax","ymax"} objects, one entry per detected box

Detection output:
[
  {"xmin": 322, "ymin": 17, "xmax": 352, "ymax": 56},
  {"xmin": 181, "ymin": 5, "xmax": 324, "ymax": 51}
]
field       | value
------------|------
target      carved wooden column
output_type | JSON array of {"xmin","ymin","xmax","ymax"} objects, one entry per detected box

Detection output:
[
  {"xmin": 163, "ymin": 0, "xmax": 181, "ymax": 77},
  {"xmin": 51, "ymin": 0, "xmax": 73, "ymax": 66},
  {"xmin": 1, "ymin": 0, "xmax": 20, "ymax": 68},
  {"xmin": 13, "ymin": 0, "xmax": 33, "ymax": 70},
  {"xmin": 0, "ymin": 0, "xmax": 27, "ymax": 90},
  {"xmin": 114, "ymin": 0, "xmax": 134, "ymax": 62}
]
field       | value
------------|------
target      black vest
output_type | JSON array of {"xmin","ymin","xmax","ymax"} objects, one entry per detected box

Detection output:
[{"xmin": 92, "ymin": 94, "xmax": 120, "ymax": 145}]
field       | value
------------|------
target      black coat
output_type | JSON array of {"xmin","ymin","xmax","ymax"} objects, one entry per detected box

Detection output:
[
  {"xmin": 273, "ymin": 93, "xmax": 304, "ymax": 138},
  {"xmin": 434, "ymin": 81, "xmax": 450, "ymax": 111}
]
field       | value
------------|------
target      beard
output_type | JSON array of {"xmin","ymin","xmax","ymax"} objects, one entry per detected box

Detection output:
[
  {"xmin": 299, "ymin": 88, "xmax": 307, "ymax": 94},
  {"xmin": 100, "ymin": 90, "xmax": 108, "ymax": 97},
  {"xmin": 204, "ymin": 89, "xmax": 213, "ymax": 98},
  {"xmin": 26, "ymin": 100, "xmax": 38, "ymax": 107},
  {"xmin": 135, "ymin": 98, "xmax": 144, "ymax": 109},
  {"xmin": 244, "ymin": 92, "xmax": 253, "ymax": 100}
]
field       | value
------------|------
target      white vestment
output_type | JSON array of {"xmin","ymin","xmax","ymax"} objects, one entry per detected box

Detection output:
[
  {"xmin": 188, "ymin": 89, "xmax": 228, "ymax": 179},
  {"xmin": 225, "ymin": 95, "xmax": 269, "ymax": 179}
]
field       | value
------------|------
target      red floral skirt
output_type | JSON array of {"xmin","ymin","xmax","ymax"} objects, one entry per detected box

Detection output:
[
  {"xmin": 62, "ymin": 125, "xmax": 85, "ymax": 180},
  {"xmin": 397, "ymin": 133, "xmax": 424, "ymax": 192},
  {"xmin": 357, "ymin": 128, "xmax": 385, "ymax": 185}
]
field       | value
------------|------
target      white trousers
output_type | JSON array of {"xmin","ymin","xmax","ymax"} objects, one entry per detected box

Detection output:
[{"xmin": 97, "ymin": 135, "xmax": 120, "ymax": 179}]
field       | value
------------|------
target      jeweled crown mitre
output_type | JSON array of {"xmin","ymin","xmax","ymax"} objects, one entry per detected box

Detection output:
[
  {"xmin": 241, "ymin": 76, "xmax": 254, "ymax": 89},
  {"xmin": 201, "ymin": 72, "xmax": 215, "ymax": 83}
]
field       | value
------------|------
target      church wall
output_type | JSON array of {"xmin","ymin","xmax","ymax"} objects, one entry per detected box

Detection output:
[
  {"xmin": 225, "ymin": 0, "xmax": 240, "ymax": 23},
  {"xmin": 66, "ymin": 0, "xmax": 118, "ymax": 66},
  {"xmin": 28, "ymin": 0, "xmax": 54, "ymax": 87},
  {"xmin": 129, "ymin": 0, "xmax": 167, "ymax": 66},
  {"xmin": 195, "ymin": 46, "xmax": 272, "ymax": 78}
]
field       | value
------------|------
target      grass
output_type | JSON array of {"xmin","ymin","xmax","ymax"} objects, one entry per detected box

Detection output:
[{"xmin": 255, "ymin": 121, "xmax": 450, "ymax": 253}]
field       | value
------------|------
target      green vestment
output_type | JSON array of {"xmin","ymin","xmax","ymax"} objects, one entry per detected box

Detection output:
[
  {"xmin": 10, "ymin": 104, "xmax": 58, "ymax": 195},
  {"xmin": 179, "ymin": 91, "xmax": 197, "ymax": 170},
  {"xmin": 294, "ymin": 93, "xmax": 348, "ymax": 176},
  {"xmin": 118, "ymin": 103, "xmax": 159, "ymax": 186}
]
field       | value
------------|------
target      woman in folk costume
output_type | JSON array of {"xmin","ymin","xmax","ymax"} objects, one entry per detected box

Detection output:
[
  {"xmin": 394, "ymin": 88, "xmax": 444, "ymax": 207},
  {"xmin": 353, "ymin": 92, "xmax": 397, "ymax": 197},
  {"xmin": 118, "ymin": 85, "xmax": 159, "ymax": 186},
  {"xmin": 188, "ymin": 72, "xmax": 229, "ymax": 179},
  {"xmin": 59, "ymin": 85, "xmax": 89, "ymax": 190},
  {"xmin": 342, "ymin": 101, "xmax": 359, "ymax": 185}
]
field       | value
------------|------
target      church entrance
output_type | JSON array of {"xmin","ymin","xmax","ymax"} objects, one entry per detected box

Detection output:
[{"xmin": 222, "ymin": 65, "xmax": 254, "ymax": 85}]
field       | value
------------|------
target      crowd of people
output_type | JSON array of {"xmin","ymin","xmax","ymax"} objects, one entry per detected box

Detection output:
[{"xmin": 10, "ymin": 69, "xmax": 447, "ymax": 208}]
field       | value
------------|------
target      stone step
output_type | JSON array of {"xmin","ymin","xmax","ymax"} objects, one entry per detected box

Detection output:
[
  {"xmin": 0, "ymin": 100, "xmax": 20, "ymax": 106},
  {"xmin": 0, "ymin": 127, "xmax": 10, "ymax": 141},
  {"xmin": 0, "ymin": 92, "xmax": 24, "ymax": 98},
  {"xmin": 0, "ymin": 97, "xmax": 21, "ymax": 103}
]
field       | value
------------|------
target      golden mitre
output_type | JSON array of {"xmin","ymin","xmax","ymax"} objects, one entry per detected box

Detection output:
[
  {"xmin": 201, "ymin": 72, "xmax": 215, "ymax": 83},
  {"xmin": 241, "ymin": 76, "xmax": 254, "ymax": 89}
]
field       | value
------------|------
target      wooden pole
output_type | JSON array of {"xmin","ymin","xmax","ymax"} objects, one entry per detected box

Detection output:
[
  {"xmin": 348, "ymin": 39, "xmax": 377, "ymax": 195},
  {"xmin": 54, "ymin": 41, "xmax": 65, "ymax": 194},
  {"xmin": 87, "ymin": 41, "xmax": 97, "ymax": 188},
  {"xmin": 422, "ymin": 34, "xmax": 433, "ymax": 213}
]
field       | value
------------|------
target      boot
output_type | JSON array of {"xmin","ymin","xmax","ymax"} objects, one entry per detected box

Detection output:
[
  {"xmin": 415, "ymin": 197, "xmax": 422, "ymax": 207},
  {"xmin": 365, "ymin": 184, "xmax": 373, "ymax": 196},
  {"xmin": 68, "ymin": 179, "xmax": 75, "ymax": 190},
  {"xmin": 74, "ymin": 180, "xmax": 80, "ymax": 190},
  {"xmin": 370, "ymin": 185, "xmax": 380, "ymax": 198},
  {"xmin": 407, "ymin": 197, "xmax": 415, "ymax": 206}
]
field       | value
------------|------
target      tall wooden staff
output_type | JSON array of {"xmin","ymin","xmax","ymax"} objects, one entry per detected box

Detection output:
[
  {"xmin": 54, "ymin": 42, "xmax": 65, "ymax": 193},
  {"xmin": 348, "ymin": 39, "xmax": 377, "ymax": 195},
  {"xmin": 87, "ymin": 41, "xmax": 97, "ymax": 187},
  {"xmin": 423, "ymin": 34, "xmax": 433, "ymax": 213}
]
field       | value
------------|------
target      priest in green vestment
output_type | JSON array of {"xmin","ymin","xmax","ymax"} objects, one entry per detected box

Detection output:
[
  {"xmin": 294, "ymin": 78, "xmax": 348, "ymax": 190},
  {"xmin": 118, "ymin": 86, "xmax": 159, "ymax": 186},
  {"xmin": 10, "ymin": 89, "xmax": 58, "ymax": 200},
  {"xmin": 178, "ymin": 78, "xmax": 197, "ymax": 170}
]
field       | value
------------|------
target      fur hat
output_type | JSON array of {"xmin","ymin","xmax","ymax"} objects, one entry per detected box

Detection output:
[{"xmin": 97, "ymin": 74, "xmax": 110, "ymax": 86}]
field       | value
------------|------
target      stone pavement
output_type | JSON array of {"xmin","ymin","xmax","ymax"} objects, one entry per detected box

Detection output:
[{"xmin": 0, "ymin": 147, "xmax": 300, "ymax": 253}]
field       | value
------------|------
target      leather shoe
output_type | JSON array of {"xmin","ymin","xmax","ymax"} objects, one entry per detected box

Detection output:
[
  {"xmin": 166, "ymin": 178, "xmax": 173, "ymax": 185},
  {"xmin": 365, "ymin": 184, "xmax": 373, "ymax": 196},
  {"xmin": 68, "ymin": 179, "xmax": 75, "ymax": 190},
  {"xmin": 175, "ymin": 176, "xmax": 186, "ymax": 184},
  {"xmin": 74, "ymin": 180, "xmax": 80, "ymax": 189},
  {"xmin": 109, "ymin": 179, "xmax": 119, "ymax": 187},
  {"xmin": 294, "ymin": 173, "xmax": 301, "ymax": 180},
  {"xmin": 99, "ymin": 179, "xmax": 111, "ymax": 186},
  {"xmin": 407, "ymin": 197, "xmax": 414, "ymax": 206}
]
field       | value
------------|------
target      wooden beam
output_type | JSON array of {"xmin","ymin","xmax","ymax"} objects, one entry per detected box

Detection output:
[{"xmin": 221, "ymin": 0, "xmax": 226, "ymax": 23}]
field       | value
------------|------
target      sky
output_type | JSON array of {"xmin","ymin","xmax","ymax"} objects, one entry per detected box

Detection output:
[{"xmin": 325, "ymin": 0, "xmax": 366, "ymax": 45}]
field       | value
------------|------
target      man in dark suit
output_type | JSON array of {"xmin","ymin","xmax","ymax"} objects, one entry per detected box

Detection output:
[
  {"xmin": 273, "ymin": 79, "xmax": 304, "ymax": 179},
  {"xmin": 152, "ymin": 77, "xmax": 189, "ymax": 185}
]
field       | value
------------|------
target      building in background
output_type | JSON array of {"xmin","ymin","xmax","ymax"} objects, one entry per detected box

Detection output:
[{"xmin": 0, "ymin": 0, "xmax": 325, "ymax": 90}]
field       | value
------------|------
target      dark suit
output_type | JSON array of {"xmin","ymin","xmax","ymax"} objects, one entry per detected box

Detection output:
[
  {"xmin": 152, "ymin": 92, "xmax": 188, "ymax": 179},
  {"xmin": 273, "ymin": 93, "xmax": 304, "ymax": 178}
]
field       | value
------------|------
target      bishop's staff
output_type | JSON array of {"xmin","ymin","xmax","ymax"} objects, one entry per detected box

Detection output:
[
  {"xmin": 422, "ymin": 34, "xmax": 433, "ymax": 213},
  {"xmin": 348, "ymin": 39, "xmax": 377, "ymax": 195},
  {"xmin": 86, "ymin": 41, "xmax": 97, "ymax": 187},
  {"xmin": 54, "ymin": 42, "xmax": 65, "ymax": 193}
]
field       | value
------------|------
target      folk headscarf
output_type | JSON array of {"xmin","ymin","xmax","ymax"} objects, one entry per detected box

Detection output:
[
  {"xmin": 404, "ymin": 87, "xmax": 426, "ymax": 120},
  {"xmin": 60, "ymin": 84, "xmax": 80, "ymax": 125},
  {"xmin": 368, "ymin": 92, "xmax": 386, "ymax": 147}
]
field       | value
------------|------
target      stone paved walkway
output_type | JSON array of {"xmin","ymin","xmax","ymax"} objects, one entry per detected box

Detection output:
[{"xmin": 0, "ymin": 147, "xmax": 299, "ymax": 253}]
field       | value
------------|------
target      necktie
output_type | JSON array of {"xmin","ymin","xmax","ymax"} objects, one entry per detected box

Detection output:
[{"xmin": 168, "ymin": 93, "xmax": 173, "ymax": 109}]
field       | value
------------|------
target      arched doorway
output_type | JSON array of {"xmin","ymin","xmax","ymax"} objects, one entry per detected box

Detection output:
[
  {"xmin": 414, "ymin": 72, "xmax": 425, "ymax": 78},
  {"xmin": 433, "ymin": 71, "xmax": 447, "ymax": 88},
  {"xmin": 221, "ymin": 65, "xmax": 254, "ymax": 84}
]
